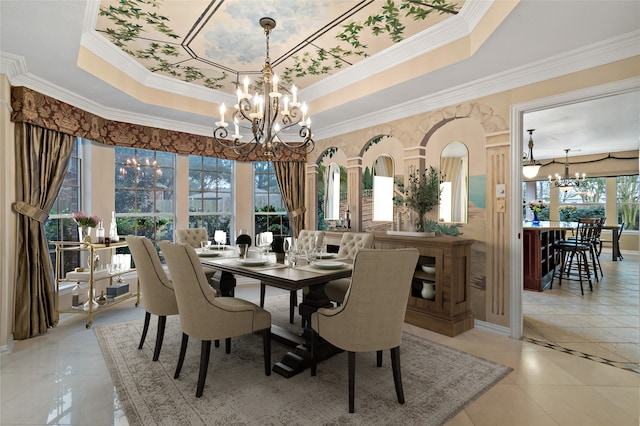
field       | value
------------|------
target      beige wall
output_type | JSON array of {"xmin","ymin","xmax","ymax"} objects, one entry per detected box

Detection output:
[{"xmin": 308, "ymin": 57, "xmax": 639, "ymax": 328}]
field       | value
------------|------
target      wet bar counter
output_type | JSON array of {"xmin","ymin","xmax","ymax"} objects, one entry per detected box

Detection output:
[{"xmin": 523, "ymin": 221, "xmax": 574, "ymax": 292}]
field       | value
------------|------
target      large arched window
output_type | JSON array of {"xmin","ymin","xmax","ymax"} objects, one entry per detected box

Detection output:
[
  {"xmin": 439, "ymin": 142, "xmax": 468, "ymax": 223},
  {"xmin": 324, "ymin": 162, "xmax": 341, "ymax": 220},
  {"xmin": 372, "ymin": 154, "xmax": 395, "ymax": 221}
]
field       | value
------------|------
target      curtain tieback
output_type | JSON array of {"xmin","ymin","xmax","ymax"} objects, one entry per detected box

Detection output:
[
  {"xmin": 290, "ymin": 206, "xmax": 306, "ymax": 218},
  {"xmin": 12, "ymin": 201, "xmax": 48, "ymax": 223}
]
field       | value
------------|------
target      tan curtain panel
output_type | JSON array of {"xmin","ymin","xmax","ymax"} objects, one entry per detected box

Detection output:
[
  {"xmin": 273, "ymin": 161, "xmax": 306, "ymax": 237},
  {"xmin": 12, "ymin": 123, "xmax": 75, "ymax": 340},
  {"xmin": 10, "ymin": 86, "xmax": 306, "ymax": 163}
]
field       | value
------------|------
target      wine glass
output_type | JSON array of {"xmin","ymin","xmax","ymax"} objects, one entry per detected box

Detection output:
[
  {"xmin": 214, "ymin": 230, "xmax": 226, "ymax": 250},
  {"xmin": 200, "ymin": 240, "xmax": 212, "ymax": 251},
  {"xmin": 257, "ymin": 232, "xmax": 273, "ymax": 260},
  {"xmin": 314, "ymin": 234, "xmax": 325, "ymax": 257}
]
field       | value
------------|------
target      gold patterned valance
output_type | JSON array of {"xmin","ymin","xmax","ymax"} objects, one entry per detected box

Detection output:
[{"xmin": 10, "ymin": 86, "xmax": 305, "ymax": 162}]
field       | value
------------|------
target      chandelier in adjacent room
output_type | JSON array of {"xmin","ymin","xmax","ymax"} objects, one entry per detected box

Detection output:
[
  {"xmin": 522, "ymin": 129, "xmax": 542, "ymax": 179},
  {"xmin": 548, "ymin": 149, "xmax": 586, "ymax": 192},
  {"xmin": 213, "ymin": 17, "xmax": 314, "ymax": 159}
]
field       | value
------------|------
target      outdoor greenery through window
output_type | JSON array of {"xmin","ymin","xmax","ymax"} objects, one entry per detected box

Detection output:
[
  {"xmin": 524, "ymin": 176, "xmax": 638, "ymax": 230},
  {"xmin": 45, "ymin": 137, "xmax": 81, "ymax": 274},
  {"xmin": 556, "ymin": 177, "xmax": 606, "ymax": 221},
  {"xmin": 188, "ymin": 155, "xmax": 234, "ymax": 242},
  {"xmin": 114, "ymin": 147, "xmax": 175, "ymax": 247},
  {"xmin": 254, "ymin": 162, "xmax": 289, "ymax": 237},
  {"xmin": 617, "ymin": 175, "xmax": 639, "ymax": 230}
]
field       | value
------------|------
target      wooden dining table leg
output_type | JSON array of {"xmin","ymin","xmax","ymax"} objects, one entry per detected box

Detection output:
[{"xmin": 272, "ymin": 282, "xmax": 341, "ymax": 378}]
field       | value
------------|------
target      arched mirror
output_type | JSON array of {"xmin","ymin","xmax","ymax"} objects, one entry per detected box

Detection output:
[
  {"xmin": 439, "ymin": 142, "xmax": 469, "ymax": 223},
  {"xmin": 323, "ymin": 162, "xmax": 341, "ymax": 220},
  {"xmin": 372, "ymin": 154, "xmax": 394, "ymax": 221}
]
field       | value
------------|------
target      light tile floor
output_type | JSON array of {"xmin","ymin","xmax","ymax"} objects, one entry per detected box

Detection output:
[
  {"xmin": 523, "ymin": 250, "xmax": 639, "ymax": 373},
  {"xmin": 1, "ymin": 264, "xmax": 639, "ymax": 426}
]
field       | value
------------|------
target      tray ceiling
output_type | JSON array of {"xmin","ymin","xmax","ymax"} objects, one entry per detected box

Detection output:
[{"xmin": 95, "ymin": 0, "xmax": 462, "ymax": 95}]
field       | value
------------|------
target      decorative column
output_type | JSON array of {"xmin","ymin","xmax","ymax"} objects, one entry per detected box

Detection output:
[
  {"xmin": 485, "ymin": 144, "xmax": 510, "ymax": 327},
  {"xmin": 305, "ymin": 163, "xmax": 319, "ymax": 230},
  {"xmin": 346, "ymin": 157, "xmax": 362, "ymax": 231}
]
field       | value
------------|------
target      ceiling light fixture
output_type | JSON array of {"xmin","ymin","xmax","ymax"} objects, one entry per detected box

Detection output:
[
  {"xmin": 522, "ymin": 129, "xmax": 542, "ymax": 179},
  {"xmin": 213, "ymin": 17, "xmax": 314, "ymax": 160},
  {"xmin": 549, "ymin": 149, "xmax": 586, "ymax": 192}
]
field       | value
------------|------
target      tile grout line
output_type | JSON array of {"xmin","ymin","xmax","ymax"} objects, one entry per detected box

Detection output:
[{"xmin": 523, "ymin": 336, "xmax": 640, "ymax": 375}]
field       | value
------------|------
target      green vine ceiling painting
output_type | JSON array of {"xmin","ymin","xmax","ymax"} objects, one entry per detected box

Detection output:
[{"xmin": 97, "ymin": 0, "xmax": 461, "ymax": 93}]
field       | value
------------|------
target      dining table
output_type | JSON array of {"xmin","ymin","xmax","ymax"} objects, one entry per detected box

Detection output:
[
  {"xmin": 600, "ymin": 223, "xmax": 623, "ymax": 261},
  {"xmin": 198, "ymin": 249, "xmax": 353, "ymax": 378}
]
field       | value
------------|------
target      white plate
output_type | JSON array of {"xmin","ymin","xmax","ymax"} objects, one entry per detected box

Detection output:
[
  {"xmin": 195, "ymin": 249, "xmax": 221, "ymax": 257},
  {"xmin": 238, "ymin": 258, "xmax": 267, "ymax": 266},
  {"xmin": 317, "ymin": 252, "xmax": 336, "ymax": 259},
  {"xmin": 312, "ymin": 261, "xmax": 346, "ymax": 270}
]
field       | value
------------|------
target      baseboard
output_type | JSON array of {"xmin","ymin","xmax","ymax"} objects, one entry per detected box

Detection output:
[
  {"xmin": 0, "ymin": 335, "xmax": 15, "ymax": 354},
  {"xmin": 474, "ymin": 319, "xmax": 511, "ymax": 337}
]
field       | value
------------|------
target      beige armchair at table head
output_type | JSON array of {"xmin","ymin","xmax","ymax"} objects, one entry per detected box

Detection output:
[
  {"xmin": 296, "ymin": 229, "xmax": 326, "ymax": 252},
  {"xmin": 127, "ymin": 236, "xmax": 179, "ymax": 361},
  {"xmin": 310, "ymin": 248, "xmax": 420, "ymax": 413},
  {"xmin": 324, "ymin": 232, "xmax": 375, "ymax": 304},
  {"xmin": 175, "ymin": 227, "xmax": 236, "ymax": 297},
  {"xmin": 259, "ymin": 229, "xmax": 327, "ymax": 325},
  {"xmin": 159, "ymin": 240, "xmax": 272, "ymax": 398},
  {"xmin": 175, "ymin": 227, "xmax": 209, "ymax": 248}
]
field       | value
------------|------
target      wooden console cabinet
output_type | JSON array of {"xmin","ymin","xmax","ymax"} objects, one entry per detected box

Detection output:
[{"xmin": 325, "ymin": 231, "xmax": 474, "ymax": 337}]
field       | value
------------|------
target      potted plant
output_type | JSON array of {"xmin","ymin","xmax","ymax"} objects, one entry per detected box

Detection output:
[
  {"xmin": 404, "ymin": 166, "xmax": 440, "ymax": 232},
  {"xmin": 271, "ymin": 236, "xmax": 286, "ymax": 263}
]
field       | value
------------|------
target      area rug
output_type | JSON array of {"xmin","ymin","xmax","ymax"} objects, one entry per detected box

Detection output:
[{"xmin": 95, "ymin": 295, "xmax": 511, "ymax": 425}]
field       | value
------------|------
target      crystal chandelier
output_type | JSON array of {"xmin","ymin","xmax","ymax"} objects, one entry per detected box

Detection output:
[
  {"xmin": 522, "ymin": 129, "xmax": 542, "ymax": 179},
  {"xmin": 213, "ymin": 17, "xmax": 314, "ymax": 160},
  {"xmin": 548, "ymin": 149, "xmax": 585, "ymax": 192}
]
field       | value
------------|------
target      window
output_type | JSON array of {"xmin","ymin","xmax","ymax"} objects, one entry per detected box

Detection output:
[
  {"xmin": 372, "ymin": 154, "xmax": 394, "ymax": 221},
  {"xmin": 114, "ymin": 147, "xmax": 175, "ymax": 245},
  {"xmin": 188, "ymin": 155, "xmax": 234, "ymax": 239},
  {"xmin": 523, "ymin": 180, "xmax": 551, "ymax": 220},
  {"xmin": 616, "ymin": 175, "xmax": 639, "ymax": 230},
  {"xmin": 557, "ymin": 177, "xmax": 606, "ymax": 221},
  {"xmin": 254, "ymin": 162, "xmax": 289, "ymax": 237},
  {"xmin": 45, "ymin": 138, "xmax": 82, "ymax": 273}
]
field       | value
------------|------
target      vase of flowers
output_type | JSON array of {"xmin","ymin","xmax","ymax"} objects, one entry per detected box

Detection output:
[
  {"xmin": 73, "ymin": 211, "xmax": 100, "ymax": 242},
  {"xmin": 528, "ymin": 200, "xmax": 547, "ymax": 225}
]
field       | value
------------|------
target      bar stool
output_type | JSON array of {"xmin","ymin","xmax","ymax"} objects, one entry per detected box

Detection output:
[{"xmin": 551, "ymin": 219, "xmax": 597, "ymax": 295}]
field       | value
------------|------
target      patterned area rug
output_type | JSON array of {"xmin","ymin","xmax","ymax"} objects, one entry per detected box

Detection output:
[{"xmin": 95, "ymin": 295, "xmax": 511, "ymax": 425}]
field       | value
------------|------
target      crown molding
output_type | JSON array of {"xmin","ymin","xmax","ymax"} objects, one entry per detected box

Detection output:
[
  {"xmin": 2, "ymin": 27, "xmax": 638, "ymax": 141},
  {"xmin": 1, "ymin": 53, "xmax": 213, "ymax": 136},
  {"xmin": 313, "ymin": 30, "xmax": 640, "ymax": 140},
  {"xmin": 303, "ymin": 0, "xmax": 492, "ymax": 102},
  {"xmin": 0, "ymin": 52, "xmax": 27, "ymax": 80},
  {"xmin": 80, "ymin": 0, "xmax": 233, "ymax": 105}
]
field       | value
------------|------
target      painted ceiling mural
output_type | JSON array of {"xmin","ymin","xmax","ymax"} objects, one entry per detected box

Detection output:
[{"xmin": 96, "ymin": 0, "xmax": 462, "ymax": 95}]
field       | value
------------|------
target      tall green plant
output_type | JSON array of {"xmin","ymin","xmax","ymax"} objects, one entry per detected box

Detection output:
[{"xmin": 404, "ymin": 166, "xmax": 440, "ymax": 231}]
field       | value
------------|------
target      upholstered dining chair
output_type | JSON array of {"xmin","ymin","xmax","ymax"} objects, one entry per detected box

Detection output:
[
  {"xmin": 259, "ymin": 229, "xmax": 326, "ymax": 324},
  {"xmin": 176, "ymin": 227, "xmax": 236, "ymax": 297},
  {"xmin": 127, "ymin": 236, "xmax": 179, "ymax": 361},
  {"xmin": 159, "ymin": 241, "xmax": 272, "ymax": 398},
  {"xmin": 310, "ymin": 248, "xmax": 420, "ymax": 413},
  {"xmin": 323, "ymin": 232, "xmax": 375, "ymax": 305}
]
